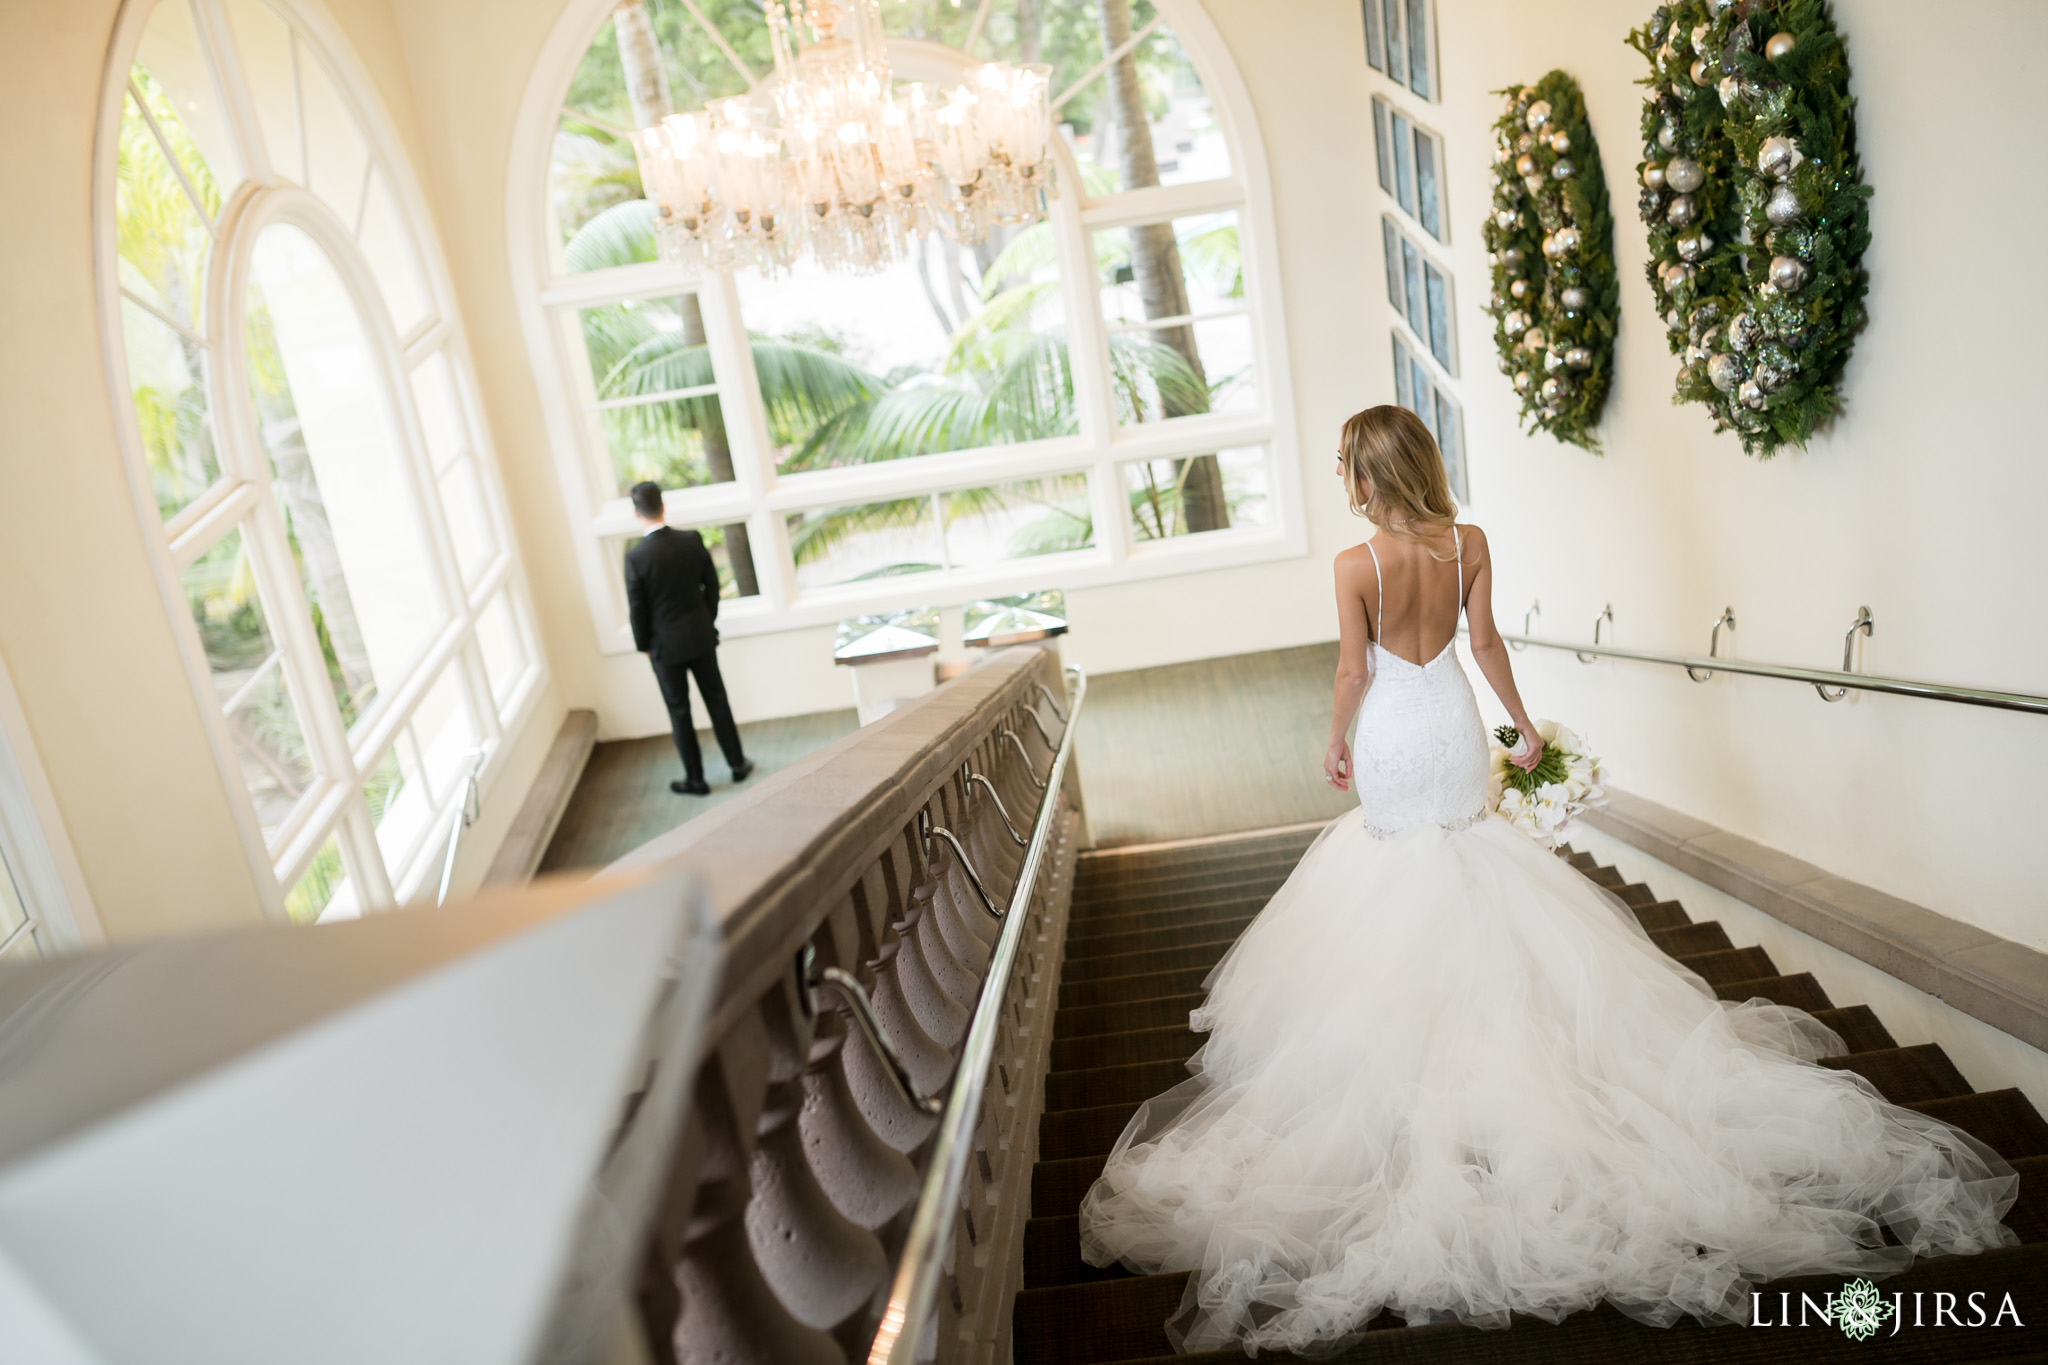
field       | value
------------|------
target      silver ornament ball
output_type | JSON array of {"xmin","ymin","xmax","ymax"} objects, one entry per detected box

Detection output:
[
  {"xmin": 1524, "ymin": 327, "xmax": 1549, "ymax": 352},
  {"xmin": 1709, "ymin": 0, "xmax": 1737, "ymax": 13},
  {"xmin": 1757, "ymin": 136, "xmax": 1802, "ymax": 181},
  {"xmin": 1525, "ymin": 100, "xmax": 1552, "ymax": 130},
  {"xmin": 1509, "ymin": 278, "xmax": 1530, "ymax": 300},
  {"xmin": 1643, "ymin": 162, "xmax": 1667, "ymax": 191},
  {"xmin": 1513, "ymin": 370, "xmax": 1534, "ymax": 394},
  {"xmin": 1765, "ymin": 30, "xmax": 1797, "ymax": 60},
  {"xmin": 1666, "ymin": 193, "xmax": 1700, "ymax": 228},
  {"xmin": 1676, "ymin": 232, "xmax": 1713, "ymax": 263},
  {"xmin": 1565, "ymin": 346, "xmax": 1594, "ymax": 370},
  {"xmin": 1552, "ymin": 158, "xmax": 1575, "ymax": 180},
  {"xmin": 1765, "ymin": 181, "xmax": 1803, "ymax": 227},
  {"xmin": 1657, "ymin": 122, "xmax": 1679, "ymax": 153},
  {"xmin": 1552, "ymin": 226, "xmax": 1582, "ymax": 255},
  {"xmin": 1707, "ymin": 353, "xmax": 1744, "ymax": 392},
  {"xmin": 1544, "ymin": 348, "xmax": 1567, "ymax": 373},
  {"xmin": 1665, "ymin": 157, "xmax": 1705, "ymax": 194},
  {"xmin": 1738, "ymin": 378, "xmax": 1767, "ymax": 410},
  {"xmin": 1497, "ymin": 353, "xmax": 1514, "ymax": 375},
  {"xmin": 1728, "ymin": 313, "xmax": 1762, "ymax": 352},
  {"xmin": 1503, "ymin": 309, "xmax": 1529, "ymax": 335},
  {"xmin": 1515, "ymin": 152, "xmax": 1537, "ymax": 177},
  {"xmin": 1550, "ymin": 131, "xmax": 1571, "ymax": 154},
  {"xmin": 1690, "ymin": 58, "xmax": 1711, "ymax": 87},
  {"xmin": 1501, "ymin": 246, "xmax": 1526, "ymax": 268},
  {"xmin": 1541, "ymin": 375, "xmax": 1566, "ymax": 403},
  {"xmin": 1560, "ymin": 286, "xmax": 1590, "ymax": 311},
  {"xmin": 1768, "ymin": 254, "xmax": 1812, "ymax": 292}
]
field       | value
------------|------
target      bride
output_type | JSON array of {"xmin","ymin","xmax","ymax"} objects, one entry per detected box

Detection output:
[{"xmin": 1077, "ymin": 406, "xmax": 2016, "ymax": 1355}]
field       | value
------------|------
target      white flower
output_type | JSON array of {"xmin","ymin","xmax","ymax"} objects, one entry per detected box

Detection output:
[
  {"xmin": 1532, "ymin": 783, "xmax": 1570, "ymax": 832},
  {"xmin": 1497, "ymin": 787, "xmax": 1527, "ymax": 818}
]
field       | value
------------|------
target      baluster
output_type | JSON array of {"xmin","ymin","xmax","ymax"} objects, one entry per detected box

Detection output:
[
  {"xmin": 746, "ymin": 985, "xmax": 890, "ymax": 1335},
  {"xmin": 885, "ymin": 895, "xmax": 970, "ymax": 1049},
  {"xmin": 908, "ymin": 879, "xmax": 983, "ymax": 1009},
  {"xmin": 862, "ymin": 939, "xmax": 954, "ymax": 1097},
  {"xmin": 671, "ymin": 1049, "xmax": 844, "ymax": 1365}
]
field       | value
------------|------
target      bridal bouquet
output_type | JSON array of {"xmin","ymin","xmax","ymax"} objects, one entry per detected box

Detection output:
[{"xmin": 1489, "ymin": 721, "xmax": 1607, "ymax": 847}]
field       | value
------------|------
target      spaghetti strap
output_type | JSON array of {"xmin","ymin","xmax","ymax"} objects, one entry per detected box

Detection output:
[
  {"xmin": 1364, "ymin": 538, "xmax": 1383, "ymax": 644},
  {"xmin": 1452, "ymin": 525, "xmax": 1463, "ymax": 621}
]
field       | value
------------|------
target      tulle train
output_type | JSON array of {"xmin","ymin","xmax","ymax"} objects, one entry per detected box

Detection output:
[{"xmin": 1077, "ymin": 812, "xmax": 2017, "ymax": 1356}]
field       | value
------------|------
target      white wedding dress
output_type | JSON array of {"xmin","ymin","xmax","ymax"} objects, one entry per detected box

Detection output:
[{"xmin": 1078, "ymin": 530, "xmax": 2017, "ymax": 1356}]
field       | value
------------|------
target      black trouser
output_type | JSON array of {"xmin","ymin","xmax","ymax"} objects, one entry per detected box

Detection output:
[{"xmin": 649, "ymin": 649, "xmax": 745, "ymax": 782}]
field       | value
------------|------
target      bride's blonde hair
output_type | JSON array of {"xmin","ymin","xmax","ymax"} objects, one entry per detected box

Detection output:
[{"xmin": 1338, "ymin": 405, "xmax": 1458, "ymax": 544}]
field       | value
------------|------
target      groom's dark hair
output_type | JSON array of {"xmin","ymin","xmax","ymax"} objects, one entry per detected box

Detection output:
[{"xmin": 630, "ymin": 481, "xmax": 665, "ymax": 519}]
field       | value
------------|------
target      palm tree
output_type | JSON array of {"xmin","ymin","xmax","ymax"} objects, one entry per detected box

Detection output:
[{"xmin": 1097, "ymin": 0, "xmax": 1228, "ymax": 533}]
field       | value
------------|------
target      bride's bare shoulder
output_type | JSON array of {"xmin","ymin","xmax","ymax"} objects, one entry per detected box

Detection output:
[
  {"xmin": 1334, "ymin": 540, "xmax": 1379, "ymax": 579},
  {"xmin": 1458, "ymin": 522, "xmax": 1492, "ymax": 558}
]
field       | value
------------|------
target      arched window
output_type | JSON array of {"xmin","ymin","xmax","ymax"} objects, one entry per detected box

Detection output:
[
  {"xmin": 98, "ymin": 0, "xmax": 542, "ymax": 920},
  {"xmin": 514, "ymin": 0, "xmax": 1299, "ymax": 645}
]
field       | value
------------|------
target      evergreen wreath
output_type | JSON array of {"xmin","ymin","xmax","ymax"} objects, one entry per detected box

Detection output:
[
  {"xmin": 1629, "ymin": 0, "xmax": 1871, "ymax": 457},
  {"xmin": 1482, "ymin": 71, "xmax": 1618, "ymax": 454}
]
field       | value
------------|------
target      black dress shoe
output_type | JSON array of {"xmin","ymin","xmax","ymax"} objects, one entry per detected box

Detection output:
[
  {"xmin": 731, "ymin": 759, "xmax": 756, "ymax": 783},
  {"xmin": 671, "ymin": 778, "xmax": 712, "ymax": 796}
]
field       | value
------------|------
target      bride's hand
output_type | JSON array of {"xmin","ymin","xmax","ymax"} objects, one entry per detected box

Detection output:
[
  {"xmin": 1323, "ymin": 738, "xmax": 1352, "ymax": 790},
  {"xmin": 1508, "ymin": 727, "xmax": 1544, "ymax": 773}
]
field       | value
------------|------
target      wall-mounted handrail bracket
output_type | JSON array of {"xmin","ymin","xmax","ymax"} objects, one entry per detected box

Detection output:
[
  {"xmin": 918, "ymin": 809, "xmax": 1002, "ymax": 917},
  {"xmin": 965, "ymin": 773, "xmax": 1028, "ymax": 847},
  {"xmin": 1000, "ymin": 729, "xmax": 1048, "ymax": 789},
  {"xmin": 1576, "ymin": 605, "xmax": 1614, "ymax": 664},
  {"xmin": 1687, "ymin": 607, "xmax": 1738, "ymax": 683},
  {"xmin": 797, "ymin": 945, "xmax": 945, "ymax": 1116},
  {"xmin": 1816, "ymin": 606, "xmax": 1876, "ymax": 702},
  {"xmin": 1511, "ymin": 600, "xmax": 1541, "ymax": 652}
]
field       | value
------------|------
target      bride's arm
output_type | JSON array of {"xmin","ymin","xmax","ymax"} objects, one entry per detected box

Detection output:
[
  {"xmin": 1324, "ymin": 554, "xmax": 1374, "ymax": 790},
  {"xmin": 1462, "ymin": 526, "xmax": 1544, "ymax": 772}
]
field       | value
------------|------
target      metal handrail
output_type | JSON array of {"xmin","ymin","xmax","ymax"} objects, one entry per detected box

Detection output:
[
  {"xmin": 965, "ymin": 772, "xmax": 1029, "ymax": 847},
  {"xmin": 799, "ymin": 946, "xmax": 945, "ymax": 1117},
  {"xmin": 1501, "ymin": 627, "xmax": 2048, "ymax": 716},
  {"xmin": 868, "ymin": 666, "xmax": 1085, "ymax": 1365},
  {"xmin": 435, "ymin": 749, "xmax": 488, "ymax": 907}
]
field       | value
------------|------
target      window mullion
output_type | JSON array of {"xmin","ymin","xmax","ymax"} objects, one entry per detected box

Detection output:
[
  {"xmin": 697, "ymin": 271, "xmax": 771, "ymax": 500},
  {"xmin": 1054, "ymin": 173, "xmax": 1113, "ymax": 447},
  {"xmin": 189, "ymin": 0, "xmax": 275, "ymax": 185},
  {"xmin": 244, "ymin": 506, "xmax": 359, "ymax": 812},
  {"xmin": 1092, "ymin": 458, "xmax": 1129, "ymax": 566}
]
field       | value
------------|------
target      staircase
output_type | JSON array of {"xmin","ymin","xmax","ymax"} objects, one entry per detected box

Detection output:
[{"xmin": 1013, "ymin": 825, "xmax": 2048, "ymax": 1364}]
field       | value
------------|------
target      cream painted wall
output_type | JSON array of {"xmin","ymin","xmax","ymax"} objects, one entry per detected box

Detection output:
[{"xmin": 1423, "ymin": 0, "xmax": 2048, "ymax": 952}]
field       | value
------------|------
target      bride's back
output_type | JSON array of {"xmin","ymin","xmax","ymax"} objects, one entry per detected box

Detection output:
[{"xmin": 1365, "ymin": 527, "xmax": 1466, "ymax": 667}]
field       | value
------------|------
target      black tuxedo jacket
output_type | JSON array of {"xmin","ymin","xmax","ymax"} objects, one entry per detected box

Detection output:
[{"xmin": 624, "ymin": 526, "xmax": 722, "ymax": 661}]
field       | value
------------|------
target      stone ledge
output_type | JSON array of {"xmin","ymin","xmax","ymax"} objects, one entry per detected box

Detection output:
[
  {"xmin": 1582, "ymin": 789, "xmax": 2048, "ymax": 1054},
  {"xmin": 484, "ymin": 709, "xmax": 598, "ymax": 886}
]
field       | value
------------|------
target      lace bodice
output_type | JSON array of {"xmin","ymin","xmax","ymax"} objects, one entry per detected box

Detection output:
[{"xmin": 1353, "ymin": 532, "xmax": 1490, "ymax": 836}]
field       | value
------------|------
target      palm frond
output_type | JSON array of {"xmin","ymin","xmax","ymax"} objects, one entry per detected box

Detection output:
[{"xmin": 563, "ymin": 198, "xmax": 660, "ymax": 273}]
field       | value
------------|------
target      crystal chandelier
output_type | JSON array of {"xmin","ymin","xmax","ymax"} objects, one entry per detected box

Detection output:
[{"xmin": 632, "ymin": 0, "xmax": 1056, "ymax": 277}]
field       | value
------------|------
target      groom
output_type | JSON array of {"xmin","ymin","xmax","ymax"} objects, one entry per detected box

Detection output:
[{"xmin": 624, "ymin": 481, "xmax": 752, "ymax": 796}]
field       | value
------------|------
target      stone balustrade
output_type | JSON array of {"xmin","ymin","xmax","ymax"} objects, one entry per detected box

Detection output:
[{"xmin": 610, "ymin": 647, "xmax": 1082, "ymax": 1364}]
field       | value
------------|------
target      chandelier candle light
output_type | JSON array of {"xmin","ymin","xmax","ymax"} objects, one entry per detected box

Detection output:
[{"xmin": 632, "ymin": 0, "xmax": 1056, "ymax": 276}]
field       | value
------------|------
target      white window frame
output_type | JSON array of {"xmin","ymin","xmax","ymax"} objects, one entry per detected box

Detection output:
[
  {"xmin": 0, "ymin": 653, "xmax": 103, "ymax": 963},
  {"xmin": 510, "ymin": 0, "xmax": 1303, "ymax": 653},
  {"xmin": 94, "ymin": 0, "xmax": 547, "ymax": 918}
]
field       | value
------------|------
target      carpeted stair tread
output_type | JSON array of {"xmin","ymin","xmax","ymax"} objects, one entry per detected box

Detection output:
[
  {"xmin": 1669, "ymin": 944, "xmax": 1777, "ymax": 985},
  {"xmin": 1714, "ymin": 972, "xmax": 1833, "ymax": 1012},
  {"xmin": 1073, "ymin": 865, "xmax": 1300, "ymax": 910},
  {"xmin": 1820, "ymin": 1044, "xmax": 1974, "ymax": 1104},
  {"xmin": 1053, "ymin": 1021, "xmax": 1203, "ymax": 1072},
  {"xmin": 1069, "ymin": 904, "xmax": 1260, "ymax": 948},
  {"xmin": 1646, "ymin": 920, "xmax": 1733, "ymax": 957},
  {"xmin": 1075, "ymin": 841, "xmax": 1319, "ymax": 888},
  {"xmin": 1013, "ymin": 1272, "xmax": 1191, "ymax": 1365},
  {"xmin": 1025, "ymin": 1213, "xmax": 1129, "ymax": 1287},
  {"xmin": 1631, "ymin": 899, "xmax": 1691, "ymax": 932},
  {"xmin": 1062, "ymin": 934, "xmax": 1246, "ymax": 983},
  {"xmin": 2007, "ymin": 1154, "xmax": 2048, "ymax": 1243},
  {"xmin": 1048, "ymin": 1056, "xmax": 1192, "ymax": 1112},
  {"xmin": 1056, "ymin": 991, "xmax": 1208, "ymax": 1040},
  {"xmin": 1909, "ymin": 1090, "xmax": 2048, "ymax": 1161},
  {"xmin": 1041, "ymin": 1098, "xmax": 1145, "ymax": 1162},
  {"xmin": 1812, "ymin": 1004, "xmax": 1897, "ymax": 1054},
  {"xmin": 1062, "ymin": 964, "xmax": 1214, "ymax": 1010}
]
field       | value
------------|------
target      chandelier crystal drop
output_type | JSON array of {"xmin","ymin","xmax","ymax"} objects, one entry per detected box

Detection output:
[{"xmin": 632, "ymin": 0, "xmax": 1056, "ymax": 277}]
